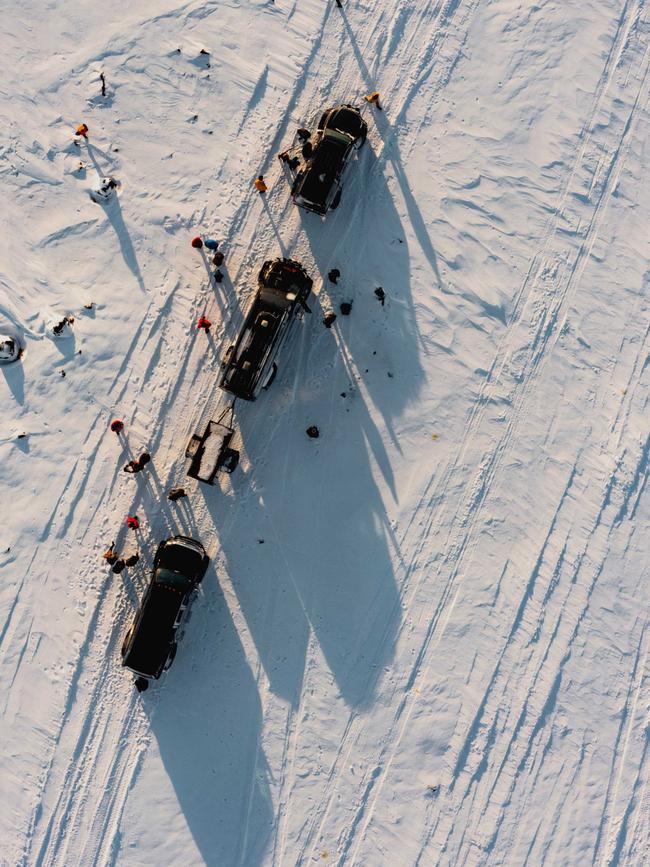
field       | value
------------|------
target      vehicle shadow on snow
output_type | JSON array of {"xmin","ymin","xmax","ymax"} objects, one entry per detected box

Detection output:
[
  {"xmin": 198, "ymin": 366, "xmax": 402, "ymax": 711},
  {"xmin": 143, "ymin": 575, "xmax": 273, "ymax": 867},
  {"xmin": 298, "ymin": 139, "xmax": 425, "ymax": 442}
]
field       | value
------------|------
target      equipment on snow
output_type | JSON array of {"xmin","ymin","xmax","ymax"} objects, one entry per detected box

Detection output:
[
  {"xmin": 186, "ymin": 405, "xmax": 240, "ymax": 485},
  {"xmin": 0, "ymin": 334, "xmax": 21, "ymax": 363},
  {"xmin": 90, "ymin": 176, "xmax": 117, "ymax": 203}
]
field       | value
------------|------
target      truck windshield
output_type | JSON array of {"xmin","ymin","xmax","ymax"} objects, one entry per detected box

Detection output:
[{"xmin": 154, "ymin": 568, "xmax": 192, "ymax": 590}]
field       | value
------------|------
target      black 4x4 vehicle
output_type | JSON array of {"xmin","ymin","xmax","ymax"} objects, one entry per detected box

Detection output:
[
  {"xmin": 121, "ymin": 536, "xmax": 209, "ymax": 691},
  {"xmin": 291, "ymin": 104, "xmax": 367, "ymax": 216},
  {"xmin": 219, "ymin": 258, "xmax": 312, "ymax": 401}
]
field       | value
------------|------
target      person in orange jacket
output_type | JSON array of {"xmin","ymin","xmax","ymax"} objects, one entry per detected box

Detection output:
[
  {"xmin": 364, "ymin": 92, "xmax": 382, "ymax": 110},
  {"xmin": 254, "ymin": 175, "xmax": 268, "ymax": 193},
  {"xmin": 76, "ymin": 123, "xmax": 89, "ymax": 138}
]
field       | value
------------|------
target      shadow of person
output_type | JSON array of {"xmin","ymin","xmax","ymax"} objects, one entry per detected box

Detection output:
[
  {"xmin": 261, "ymin": 197, "xmax": 288, "ymax": 258},
  {"xmin": 100, "ymin": 195, "xmax": 146, "ymax": 292},
  {"xmin": 142, "ymin": 575, "xmax": 273, "ymax": 866}
]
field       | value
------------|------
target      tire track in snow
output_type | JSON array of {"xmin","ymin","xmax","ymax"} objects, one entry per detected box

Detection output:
[{"xmin": 297, "ymin": 2, "xmax": 650, "ymax": 861}]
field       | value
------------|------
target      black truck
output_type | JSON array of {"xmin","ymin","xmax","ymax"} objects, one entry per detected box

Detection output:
[
  {"xmin": 291, "ymin": 104, "xmax": 367, "ymax": 216},
  {"xmin": 219, "ymin": 258, "xmax": 313, "ymax": 401},
  {"xmin": 121, "ymin": 536, "xmax": 210, "ymax": 691}
]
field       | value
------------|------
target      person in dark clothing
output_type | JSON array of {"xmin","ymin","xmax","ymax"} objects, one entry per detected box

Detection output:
[
  {"xmin": 212, "ymin": 251, "xmax": 224, "ymax": 267},
  {"xmin": 301, "ymin": 141, "xmax": 313, "ymax": 159},
  {"xmin": 297, "ymin": 128, "xmax": 311, "ymax": 142},
  {"xmin": 100, "ymin": 72, "xmax": 106, "ymax": 97},
  {"xmin": 340, "ymin": 301, "xmax": 352, "ymax": 315},
  {"xmin": 374, "ymin": 287, "xmax": 386, "ymax": 306},
  {"xmin": 278, "ymin": 151, "xmax": 290, "ymax": 163},
  {"xmin": 214, "ymin": 269, "xmax": 224, "ymax": 283},
  {"xmin": 112, "ymin": 559, "xmax": 126, "ymax": 574},
  {"xmin": 123, "ymin": 460, "xmax": 141, "ymax": 474},
  {"xmin": 306, "ymin": 426, "xmax": 320, "ymax": 439},
  {"xmin": 335, "ymin": 0, "xmax": 342, "ymax": 7},
  {"xmin": 168, "ymin": 488, "xmax": 187, "ymax": 501},
  {"xmin": 323, "ymin": 313, "xmax": 337, "ymax": 328},
  {"xmin": 138, "ymin": 452, "xmax": 151, "ymax": 468},
  {"xmin": 125, "ymin": 553, "xmax": 140, "ymax": 567},
  {"xmin": 288, "ymin": 156, "xmax": 300, "ymax": 170},
  {"xmin": 328, "ymin": 269, "xmax": 340, "ymax": 284}
]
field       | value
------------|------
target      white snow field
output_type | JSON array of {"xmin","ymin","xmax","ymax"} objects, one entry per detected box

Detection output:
[{"xmin": 1, "ymin": 0, "xmax": 649, "ymax": 864}]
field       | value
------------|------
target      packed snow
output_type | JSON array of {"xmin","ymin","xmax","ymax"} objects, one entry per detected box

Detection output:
[{"xmin": 1, "ymin": 1, "xmax": 648, "ymax": 865}]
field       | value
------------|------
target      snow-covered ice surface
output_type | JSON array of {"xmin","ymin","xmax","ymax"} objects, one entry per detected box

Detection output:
[{"xmin": 1, "ymin": 0, "xmax": 649, "ymax": 865}]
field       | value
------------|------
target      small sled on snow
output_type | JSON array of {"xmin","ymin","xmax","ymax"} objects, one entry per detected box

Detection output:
[
  {"xmin": 185, "ymin": 405, "xmax": 240, "ymax": 484},
  {"xmin": 0, "ymin": 334, "xmax": 22, "ymax": 364}
]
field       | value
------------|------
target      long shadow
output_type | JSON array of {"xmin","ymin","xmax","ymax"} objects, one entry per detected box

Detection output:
[
  {"xmin": 85, "ymin": 142, "xmax": 145, "ymax": 291},
  {"xmin": 143, "ymin": 574, "xmax": 273, "ymax": 866},
  {"xmin": 198, "ymin": 312, "xmax": 402, "ymax": 709},
  {"xmin": 1, "ymin": 359, "xmax": 25, "ymax": 404},
  {"xmin": 299, "ymin": 138, "xmax": 425, "ymax": 434}
]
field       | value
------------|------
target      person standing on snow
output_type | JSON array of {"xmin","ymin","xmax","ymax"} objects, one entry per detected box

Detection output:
[
  {"xmin": 197, "ymin": 316, "xmax": 212, "ymax": 332},
  {"xmin": 364, "ymin": 92, "xmax": 383, "ymax": 110},
  {"xmin": 126, "ymin": 515, "xmax": 140, "ymax": 530},
  {"xmin": 254, "ymin": 175, "xmax": 268, "ymax": 193},
  {"xmin": 110, "ymin": 419, "xmax": 124, "ymax": 434},
  {"xmin": 76, "ymin": 123, "xmax": 89, "ymax": 138}
]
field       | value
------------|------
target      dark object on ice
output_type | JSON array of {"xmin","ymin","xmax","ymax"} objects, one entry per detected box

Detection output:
[
  {"xmin": 125, "ymin": 553, "xmax": 140, "ymax": 567},
  {"xmin": 186, "ymin": 406, "xmax": 240, "ymax": 484},
  {"xmin": 291, "ymin": 105, "xmax": 367, "ymax": 216},
  {"xmin": 328, "ymin": 268, "xmax": 340, "ymax": 284},
  {"xmin": 123, "ymin": 460, "xmax": 141, "ymax": 474},
  {"xmin": 168, "ymin": 487, "xmax": 187, "ymax": 501},
  {"xmin": 83, "ymin": 302, "xmax": 94, "ymax": 310},
  {"xmin": 220, "ymin": 258, "xmax": 313, "ymax": 401},
  {"xmin": 306, "ymin": 425, "xmax": 320, "ymax": 439},
  {"xmin": 214, "ymin": 269, "xmax": 224, "ymax": 283},
  {"xmin": 100, "ymin": 72, "xmax": 106, "ymax": 97},
  {"xmin": 0, "ymin": 335, "xmax": 21, "ymax": 364},
  {"xmin": 258, "ymin": 539, "xmax": 265, "ymax": 544},
  {"xmin": 121, "ymin": 535, "xmax": 210, "ymax": 686},
  {"xmin": 52, "ymin": 316, "xmax": 73, "ymax": 335},
  {"xmin": 387, "ymin": 371, "xmax": 393, "ymax": 378},
  {"xmin": 134, "ymin": 676, "xmax": 149, "ymax": 692},
  {"xmin": 323, "ymin": 313, "xmax": 337, "ymax": 328},
  {"xmin": 374, "ymin": 287, "xmax": 386, "ymax": 306},
  {"xmin": 340, "ymin": 301, "xmax": 352, "ymax": 315},
  {"xmin": 16, "ymin": 432, "xmax": 26, "ymax": 439},
  {"xmin": 112, "ymin": 559, "xmax": 126, "ymax": 574},
  {"xmin": 212, "ymin": 251, "xmax": 224, "ymax": 267},
  {"xmin": 138, "ymin": 452, "xmax": 151, "ymax": 468}
]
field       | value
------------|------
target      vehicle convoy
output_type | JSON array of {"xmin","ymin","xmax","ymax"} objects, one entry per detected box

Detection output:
[
  {"xmin": 291, "ymin": 104, "xmax": 367, "ymax": 216},
  {"xmin": 219, "ymin": 258, "xmax": 313, "ymax": 401},
  {"xmin": 121, "ymin": 536, "xmax": 210, "ymax": 691}
]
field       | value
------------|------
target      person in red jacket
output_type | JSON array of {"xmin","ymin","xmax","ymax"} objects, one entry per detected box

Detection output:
[
  {"xmin": 110, "ymin": 419, "xmax": 124, "ymax": 434},
  {"xmin": 191, "ymin": 236, "xmax": 203, "ymax": 249},
  {"xmin": 126, "ymin": 515, "xmax": 140, "ymax": 530},
  {"xmin": 197, "ymin": 315, "xmax": 212, "ymax": 332}
]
